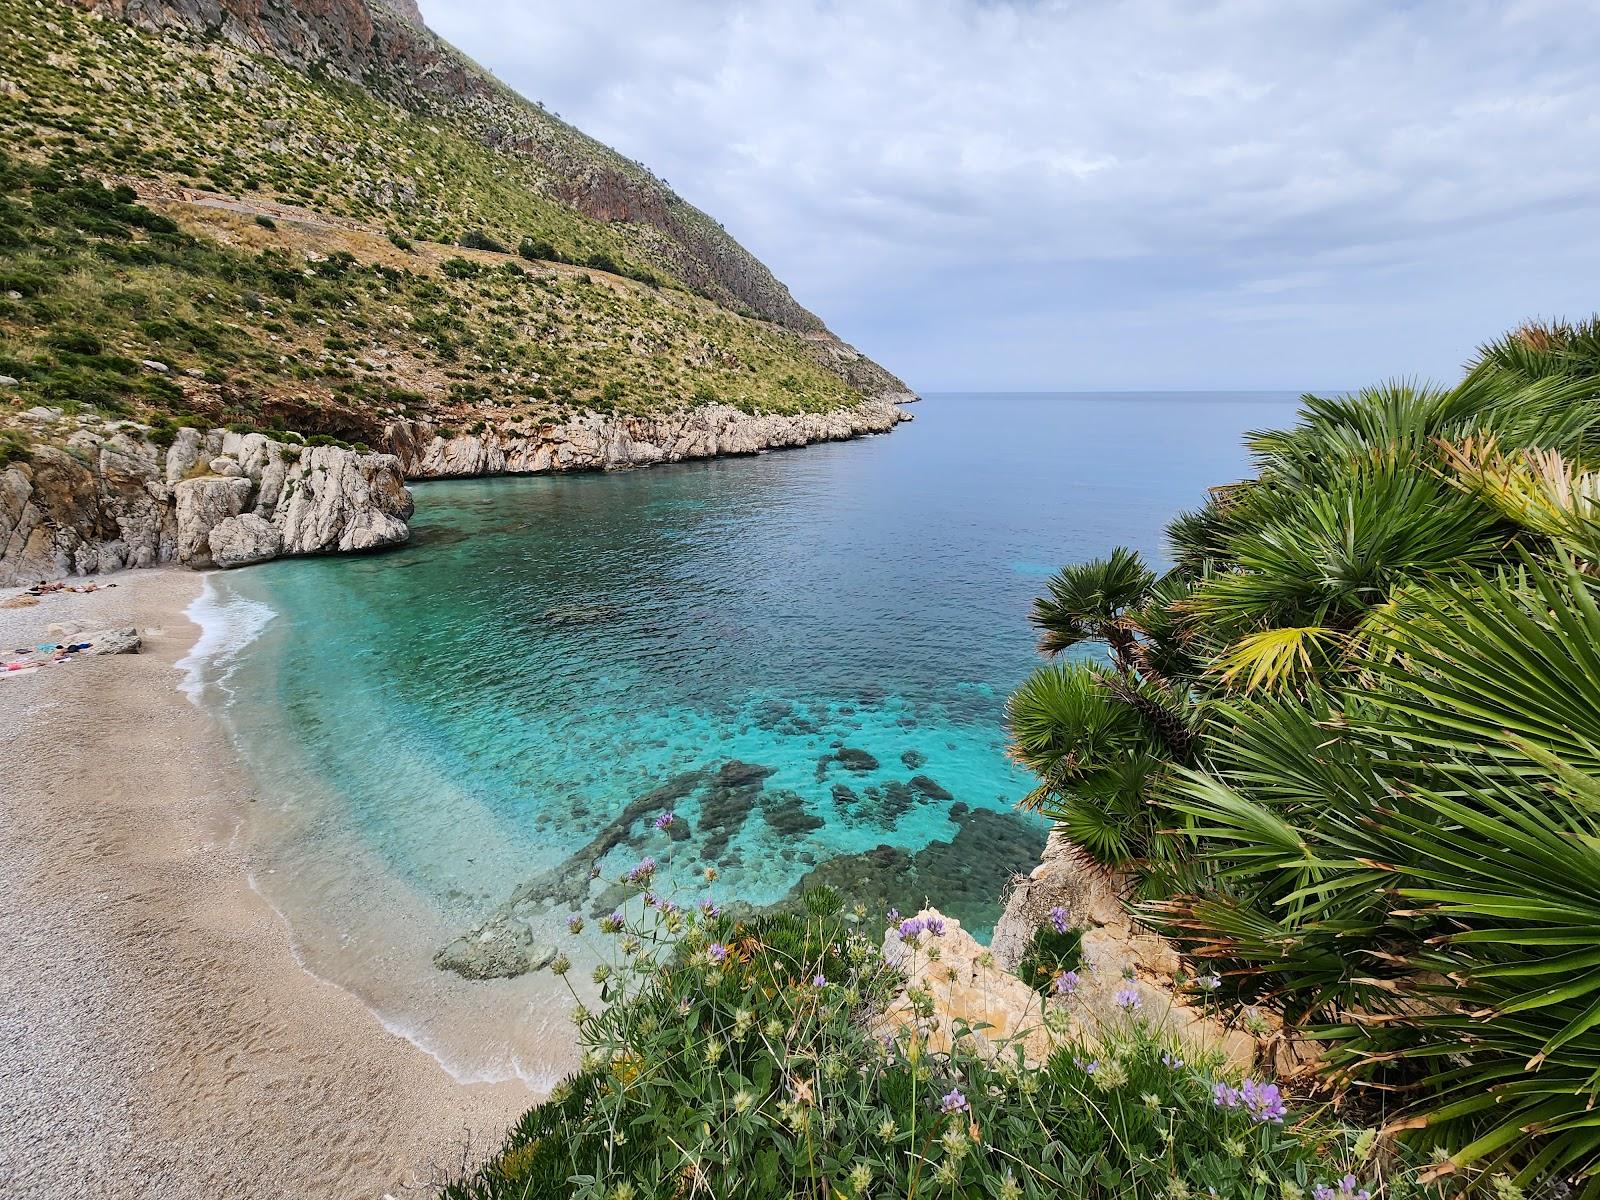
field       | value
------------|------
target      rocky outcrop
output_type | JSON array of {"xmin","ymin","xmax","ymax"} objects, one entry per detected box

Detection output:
[
  {"xmin": 0, "ymin": 416, "xmax": 413, "ymax": 584},
  {"xmin": 385, "ymin": 399, "xmax": 911, "ymax": 479},
  {"xmin": 988, "ymin": 836, "xmax": 1263, "ymax": 1070}
]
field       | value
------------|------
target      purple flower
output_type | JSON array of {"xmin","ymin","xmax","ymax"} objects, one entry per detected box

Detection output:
[
  {"xmin": 1114, "ymin": 987, "xmax": 1143, "ymax": 1011},
  {"xmin": 658, "ymin": 899, "xmax": 680, "ymax": 917},
  {"xmin": 623, "ymin": 856, "xmax": 657, "ymax": 885},
  {"xmin": 1054, "ymin": 970, "xmax": 1080, "ymax": 996},
  {"xmin": 925, "ymin": 916, "xmax": 946, "ymax": 937},
  {"xmin": 1240, "ymin": 1078, "xmax": 1286, "ymax": 1124},
  {"xmin": 1161, "ymin": 1052, "xmax": 1184, "ymax": 1070},
  {"xmin": 699, "ymin": 898, "xmax": 720, "ymax": 917},
  {"xmin": 654, "ymin": 811, "xmax": 675, "ymax": 830},
  {"xmin": 1315, "ymin": 1177, "xmax": 1370, "ymax": 1200},
  {"xmin": 886, "ymin": 907, "xmax": 900, "ymax": 924},
  {"xmin": 939, "ymin": 1088, "xmax": 969, "ymax": 1114},
  {"xmin": 1213, "ymin": 1082, "xmax": 1241, "ymax": 1108},
  {"xmin": 813, "ymin": 973, "xmax": 828, "ymax": 987},
  {"xmin": 1196, "ymin": 972, "xmax": 1222, "ymax": 992},
  {"xmin": 566, "ymin": 914, "xmax": 583, "ymax": 934},
  {"xmin": 707, "ymin": 942, "xmax": 729, "ymax": 965},
  {"xmin": 1074, "ymin": 1056, "xmax": 1099, "ymax": 1074},
  {"xmin": 1049, "ymin": 905, "xmax": 1070, "ymax": 934},
  {"xmin": 897, "ymin": 917, "xmax": 925, "ymax": 940}
]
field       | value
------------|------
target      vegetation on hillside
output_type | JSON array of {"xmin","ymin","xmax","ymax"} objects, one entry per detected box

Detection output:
[
  {"xmin": 1005, "ymin": 319, "xmax": 1600, "ymax": 1193},
  {"xmin": 0, "ymin": 150, "xmax": 861, "ymax": 448}
]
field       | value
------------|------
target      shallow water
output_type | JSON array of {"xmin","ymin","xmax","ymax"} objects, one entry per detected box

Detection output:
[{"xmin": 186, "ymin": 391, "xmax": 1298, "ymax": 1083}]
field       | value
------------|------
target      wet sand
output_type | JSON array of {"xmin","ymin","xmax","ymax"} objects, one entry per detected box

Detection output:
[{"xmin": 0, "ymin": 570, "xmax": 532, "ymax": 1198}]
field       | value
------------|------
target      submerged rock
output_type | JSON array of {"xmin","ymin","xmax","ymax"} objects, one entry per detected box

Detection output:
[
  {"xmin": 434, "ymin": 921, "xmax": 556, "ymax": 981},
  {"xmin": 900, "ymin": 749, "xmax": 927, "ymax": 769},
  {"xmin": 908, "ymin": 774, "xmax": 953, "ymax": 803}
]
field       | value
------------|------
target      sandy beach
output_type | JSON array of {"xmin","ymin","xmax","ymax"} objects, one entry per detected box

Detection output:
[{"xmin": 0, "ymin": 569, "xmax": 531, "ymax": 1199}]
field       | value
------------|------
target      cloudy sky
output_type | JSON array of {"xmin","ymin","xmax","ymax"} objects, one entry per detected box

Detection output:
[{"xmin": 422, "ymin": 0, "xmax": 1600, "ymax": 392}]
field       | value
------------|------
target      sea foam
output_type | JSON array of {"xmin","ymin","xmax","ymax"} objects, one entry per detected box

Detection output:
[{"xmin": 176, "ymin": 573, "xmax": 277, "ymax": 706}]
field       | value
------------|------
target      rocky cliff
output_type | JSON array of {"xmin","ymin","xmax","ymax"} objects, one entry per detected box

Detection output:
[
  {"xmin": 0, "ymin": 410, "xmax": 413, "ymax": 584},
  {"xmin": 384, "ymin": 399, "xmax": 909, "ymax": 478}
]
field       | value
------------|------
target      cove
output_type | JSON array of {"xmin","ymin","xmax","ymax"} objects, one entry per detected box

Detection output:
[{"xmin": 189, "ymin": 391, "xmax": 1299, "ymax": 1083}]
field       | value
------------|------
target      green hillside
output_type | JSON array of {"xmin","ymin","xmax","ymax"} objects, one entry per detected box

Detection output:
[{"xmin": 0, "ymin": 0, "xmax": 906, "ymax": 449}]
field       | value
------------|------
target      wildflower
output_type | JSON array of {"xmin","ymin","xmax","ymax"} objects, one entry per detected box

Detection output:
[
  {"xmin": 1168, "ymin": 1179, "xmax": 1191, "ymax": 1200},
  {"xmin": 876, "ymin": 1115, "xmax": 897, "ymax": 1140},
  {"xmin": 925, "ymin": 915, "xmax": 947, "ymax": 937},
  {"xmin": 1054, "ymin": 969, "xmax": 1080, "ymax": 996},
  {"xmin": 1212, "ymin": 1082, "xmax": 1241, "ymax": 1108},
  {"xmin": 1352, "ymin": 1128, "xmax": 1377, "ymax": 1162},
  {"xmin": 609, "ymin": 1183, "xmax": 635, "ymax": 1200},
  {"xmin": 1313, "ymin": 1176, "xmax": 1371, "ymax": 1200},
  {"xmin": 813, "ymin": 972, "xmax": 828, "ymax": 987},
  {"xmin": 653, "ymin": 810, "xmax": 675, "ymax": 830},
  {"xmin": 939, "ymin": 1124, "xmax": 971, "ymax": 1161},
  {"xmin": 591, "ymin": 963, "xmax": 612, "ymax": 985},
  {"xmin": 588, "ymin": 865, "xmax": 601, "ymax": 880},
  {"xmin": 1251, "ymin": 1167, "xmax": 1272, "ymax": 1187},
  {"xmin": 1490, "ymin": 1176, "xmax": 1525, "ymax": 1200},
  {"xmin": 897, "ymin": 916, "xmax": 925, "ymax": 941},
  {"xmin": 1281, "ymin": 1184, "xmax": 1305, "ymax": 1200},
  {"xmin": 999, "ymin": 1173, "xmax": 1022, "ymax": 1200},
  {"xmin": 1114, "ymin": 987, "xmax": 1143, "ymax": 1011},
  {"xmin": 549, "ymin": 952, "xmax": 572, "ymax": 976},
  {"xmin": 1223, "ymin": 1137, "xmax": 1246, "ymax": 1159},
  {"xmin": 699, "ymin": 898, "xmax": 720, "ymax": 917},
  {"xmin": 1196, "ymin": 972, "xmax": 1222, "ymax": 991},
  {"xmin": 571, "ymin": 1003, "xmax": 591, "ymax": 1024},
  {"xmin": 566, "ymin": 914, "xmax": 584, "ymax": 935},
  {"xmin": 1092, "ymin": 1058, "xmax": 1128, "ymax": 1090},
  {"xmin": 1075, "ymin": 1056, "xmax": 1099, "ymax": 1074},
  {"xmin": 622, "ymin": 856, "xmax": 656, "ymax": 885},
  {"xmin": 939, "ymin": 1088, "xmax": 969, "ymax": 1114},
  {"xmin": 1161, "ymin": 1052, "xmax": 1185, "ymax": 1070},
  {"xmin": 1240, "ymin": 1078, "xmax": 1286, "ymax": 1124},
  {"xmin": 704, "ymin": 1036, "xmax": 725, "ymax": 1064},
  {"xmin": 599, "ymin": 910, "xmax": 624, "ymax": 934},
  {"xmin": 620, "ymin": 935, "xmax": 641, "ymax": 956},
  {"xmin": 731, "ymin": 1089, "xmax": 755, "ymax": 1115},
  {"xmin": 845, "ymin": 1162, "xmax": 873, "ymax": 1196},
  {"xmin": 732, "ymin": 1007, "xmax": 754, "ymax": 1037},
  {"xmin": 1050, "ymin": 905, "xmax": 1070, "ymax": 934},
  {"xmin": 933, "ymin": 1160, "xmax": 959, "ymax": 1186},
  {"xmin": 1142, "ymin": 1092, "xmax": 1162, "ymax": 1110},
  {"xmin": 764, "ymin": 1017, "xmax": 785, "ymax": 1038},
  {"xmin": 886, "ymin": 907, "xmax": 900, "ymax": 924}
]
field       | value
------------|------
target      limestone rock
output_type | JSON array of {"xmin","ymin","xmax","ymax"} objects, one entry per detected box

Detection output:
[
  {"xmin": 989, "ymin": 836, "xmax": 1260, "ymax": 1071},
  {"xmin": 174, "ymin": 475, "xmax": 253, "ymax": 567},
  {"xmin": 209, "ymin": 513, "xmax": 283, "ymax": 568},
  {"xmin": 434, "ymin": 920, "xmax": 555, "ymax": 981},
  {"xmin": 384, "ymin": 399, "xmax": 912, "ymax": 480},
  {"xmin": 78, "ymin": 626, "xmax": 141, "ymax": 655},
  {"xmin": 208, "ymin": 456, "xmax": 245, "ymax": 477}
]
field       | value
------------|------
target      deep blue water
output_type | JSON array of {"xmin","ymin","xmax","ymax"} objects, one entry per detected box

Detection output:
[{"xmin": 192, "ymin": 391, "xmax": 1298, "ymax": 1080}]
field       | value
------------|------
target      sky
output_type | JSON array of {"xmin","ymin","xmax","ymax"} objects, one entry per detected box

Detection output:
[{"xmin": 421, "ymin": 0, "xmax": 1600, "ymax": 393}]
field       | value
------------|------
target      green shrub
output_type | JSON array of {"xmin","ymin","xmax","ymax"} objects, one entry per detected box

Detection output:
[
  {"xmin": 443, "ymin": 858, "xmax": 1439, "ymax": 1200},
  {"xmin": 388, "ymin": 231, "xmax": 414, "ymax": 252},
  {"xmin": 254, "ymin": 213, "xmax": 276, "ymax": 230},
  {"xmin": 518, "ymin": 236, "xmax": 555, "ymax": 262},
  {"xmin": 459, "ymin": 229, "xmax": 508, "ymax": 254}
]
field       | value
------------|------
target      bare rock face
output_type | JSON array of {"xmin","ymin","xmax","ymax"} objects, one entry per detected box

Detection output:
[
  {"xmin": 208, "ymin": 512, "xmax": 283, "ymax": 568},
  {"xmin": 385, "ymin": 400, "xmax": 911, "ymax": 480},
  {"xmin": 0, "ymin": 424, "xmax": 413, "ymax": 584},
  {"xmin": 988, "ymin": 837, "xmax": 1261, "ymax": 1071}
]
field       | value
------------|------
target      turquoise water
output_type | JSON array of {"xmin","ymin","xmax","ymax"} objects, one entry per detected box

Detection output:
[{"xmin": 192, "ymin": 391, "xmax": 1297, "ymax": 1082}]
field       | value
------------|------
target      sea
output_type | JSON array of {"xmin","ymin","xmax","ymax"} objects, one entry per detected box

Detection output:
[{"xmin": 178, "ymin": 391, "xmax": 1301, "ymax": 1087}]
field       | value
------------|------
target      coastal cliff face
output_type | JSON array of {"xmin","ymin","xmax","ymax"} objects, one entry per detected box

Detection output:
[
  {"xmin": 385, "ymin": 399, "xmax": 909, "ymax": 478},
  {"xmin": 0, "ymin": 412, "xmax": 412, "ymax": 584}
]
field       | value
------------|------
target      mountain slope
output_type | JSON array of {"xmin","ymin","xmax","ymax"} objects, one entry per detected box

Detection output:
[{"xmin": 0, "ymin": 0, "xmax": 910, "ymax": 442}]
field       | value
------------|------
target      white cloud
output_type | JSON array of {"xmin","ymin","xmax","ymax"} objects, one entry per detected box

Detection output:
[{"xmin": 421, "ymin": 0, "xmax": 1600, "ymax": 389}]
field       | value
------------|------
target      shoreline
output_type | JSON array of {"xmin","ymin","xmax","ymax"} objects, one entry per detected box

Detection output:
[{"xmin": 0, "ymin": 569, "xmax": 531, "ymax": 1198}]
